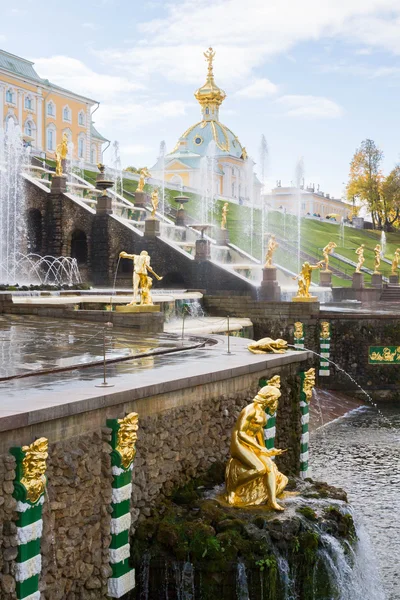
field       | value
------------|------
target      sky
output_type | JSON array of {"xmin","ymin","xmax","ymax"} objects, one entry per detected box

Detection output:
[{"xmin": 2, "ymin": 0, "xmax": 400, "ymax": 197}]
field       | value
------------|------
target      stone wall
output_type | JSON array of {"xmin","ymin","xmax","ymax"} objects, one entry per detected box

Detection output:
[{"xmin": 0, "ymin": 358, "xmax": 307, "ymax": 599}]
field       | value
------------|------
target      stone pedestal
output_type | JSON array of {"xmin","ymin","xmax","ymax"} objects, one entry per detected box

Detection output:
[
  {"xmin": 319, "ymin": 270, "xmax": 332, "ymax": 287},
  {"xmin": 115, "ymin": 304, "xmax": 160, "ymax": 313},
  {"xmin": 389, "ymin": 274, "xmax": 399, "ymax": 285},
  {"xmin": 134, "ymin": 191, "xmax": 149, "ymax": 208},
  {"xmin": 96, "ymin": 194, "xmax": 113, "ymax": 215},
  {"xmin": 371, "ymin": 273, "xmax": 383, "ymax": 288},
  {"xmin": 352, "ymin": 272, "xmax": 364, "ymax": 289},
  {"xmin": 215, "ymin": 228, "xmax": 229, "ymax": 245},
  {"xmin": 176, "ymin": 208, "xmax": 186, "ymax": 226},
  {"xmin": 51, "ymin": 175, "xmax": 67, "ymax": 194},
  {"xmin": 195, "ymin": 239, "xmax": 211, "ymax": 261},
  {"xmin": 144, "ymin": 218, "xmax": 160, "ymax": 237},
  {"xmin": 292, "ymin": 296, "xmax": 319, "ymax": 303},
  {"xmin": 259, "ymin": 267, "xmax": 281, "ymax": 301}
]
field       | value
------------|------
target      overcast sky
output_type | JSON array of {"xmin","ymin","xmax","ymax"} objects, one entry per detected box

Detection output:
[{"xmin": 2, "ymin": 0, "xmax": 400, "ymax": 196}]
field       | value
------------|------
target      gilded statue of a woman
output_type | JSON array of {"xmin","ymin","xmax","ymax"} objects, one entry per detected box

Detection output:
[{"xmin": 225, "ymin": 385, "xmax": 288, "ymax": 510}]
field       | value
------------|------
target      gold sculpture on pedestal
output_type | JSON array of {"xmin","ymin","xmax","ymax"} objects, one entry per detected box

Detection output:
[
  {"xmin": 374, "ymin": 244, "xmax": 382, "ymax": 273},
  {"xmin": 137, "ymin": 167, "xmax": 151, "ymax": 193},
  {"xmin": 264, "ymin": 235, "xmax": 279, "ymax": 268},
  {"xmin": 151, "ymin": 189, "xmax": 159, "ymax": 218},
  {"xmin": 116, "ymin": 413, "xmax": 139, "ymax": 469},
  {"xmin": 303, "ymin": 368, "xmax": 316, "ymax": 402},
  {"xmin": 225, "ymin": 385, "xmax": 288, "ymax": 509},
  {"xmin": 221, "ymin": 202, "xmax": 229, "ymax": 230},
  {"xmin": 321, "ymin": 241, "xmax": 337, "ymax": 272},
  {"xmin": 119, "ymin": 250, "xmax": 162, "ymax": 307},
  {"xmin": 248, "ymin": 338, "xmax": 288, "ymax": 354},
  {"xmin": 355, "ymin": 244, "xmax": 365, "ymax": 273},
  {"xmin": 391, "ymin": 248, "xmax": 400, "ymax": 275},
  {"xmin": 55, "ymin": 133, "xmax": 68, "ymax": 176},
  {"xmin": 292, "ymin": 261, "xmax": 322, "ymax": 300},
  {"xmin": 21, "ymin": 438, "xmax": 49, "ymax": 503}
]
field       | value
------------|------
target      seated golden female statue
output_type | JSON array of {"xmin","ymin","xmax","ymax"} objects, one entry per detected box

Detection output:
[{"xmin": 225, "ymin": 385, "xmax": 288, "ymax": 510}]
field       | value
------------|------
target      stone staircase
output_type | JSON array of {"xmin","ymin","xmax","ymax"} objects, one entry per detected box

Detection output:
[{"xmin": 380, "ymin": 285, "xmax": 400, "ymax": 301}]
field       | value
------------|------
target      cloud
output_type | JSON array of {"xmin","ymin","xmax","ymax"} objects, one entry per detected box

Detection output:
[
  {"xmin": 82, "ymin": 22, "xmax": 101, "ymax": 31},
  {"xmin": 95, "ymin": 100, "xmax": 189, "ymax": 130},
  {"xmin": 119, "ymin": 144, "xmax": 152, "ymax": 155},
  {"xmin": 32, "ymin": 56, "xmax": 145, "ymax": 102},
  {"xmin": 277, "ymin": 95, "xmax": 344, "ymax": 119},
  {"xmin": 236, "ymin": 78, "xmax": 278, "ymax": 98}
]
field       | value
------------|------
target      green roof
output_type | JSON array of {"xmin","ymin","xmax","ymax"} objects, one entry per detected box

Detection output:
[
  {"xmin": 91, "ymin": 123, "xmax": 109, "ymax": 142},
  {"xmin": 0, "ymin": 49, "xmax": 42, "ymax": 81}
]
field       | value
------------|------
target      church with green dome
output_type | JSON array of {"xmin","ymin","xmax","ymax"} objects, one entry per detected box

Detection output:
[{"xmin": 151, "ymin": 48, "xmax": 261, "ymax": 205}]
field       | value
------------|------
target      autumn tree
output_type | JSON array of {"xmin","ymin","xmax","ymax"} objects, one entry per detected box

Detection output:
[
  {"xmin": 381, "ymin": 165, "xmax": 400, "ymax": 230},
  {"xmin": 346, "ymin": 139, "xmax": 383, "ymax": 229}
]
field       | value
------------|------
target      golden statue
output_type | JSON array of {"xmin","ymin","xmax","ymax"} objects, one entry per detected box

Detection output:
[
  {"xmin": 302, "ymin": 368, "xmax": 316, "ymax": 403},
  {"xmin": 241, "ymin": 147, "xmax": 248, "ymax": 160},
  {"xmin": 267, "ymin": 375, "xmax": 280, "ymax": 390},
  {"xmin": 221, "ymin": 202, "xmax": 229, "ymax": 230},
  {"xmin": 116, "ymin": 413, "xmax": 139, "ymax": 469},
  {"xmin": 55, "ymin": 133, "xmax": 68, "ymax": 176},
  {"xmin": 391, "ymin": 248, "xmax": 400, "ymax": 275},
  {"xmin": 264, "ymin": 234, "xmax": 279, "ymax": 268},
  {"xmin": 119, "ymin": 250, "xmax": 162, "ymax": 305},
  {"xmin": 21, "ymin": 438, "xmax": 49, "ymax": 503},
  {"xmin": 137, "ymin": 167, "xmax": 151, "ymax": 193},
  {"xmin": 355, "ymin": 244, "xmax": 365, "ymax": 273},
  {"xmin": 151, "ymin": 189, "xmax": 159, "ymax": 218},
  {"xmin": 293, "ymin": 322, "xmax": 304, "ymax": 340},
  {"xmin": 374, "ymin": 244, "xmax": 381, "ymax": 273},
  {"xmin": 320, "ymin": 322, "xmax": 330, "ymax": 340},
  {"xmin": 321, "ymin": 241, "xmax": 337, "ymax": 272},
  {"xmin": 293, "ymin": 261, "xmax": 323, "ymax": 298},
  {"xmin": 225, "ymin": 385, "xmax": 288, "ymax": 510},
  {"xmin": 248, "ymin": 338, "xmax": 288, "ymax": 354},
  {"xmin": 204, "ymin": 46, "xmax": 216, "ymax": 76}
]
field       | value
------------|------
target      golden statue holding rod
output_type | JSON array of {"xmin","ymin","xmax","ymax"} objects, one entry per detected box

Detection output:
[
  {"xmin": 391, "ymin": 248, "xmax": 400, "ymax": 275},
  {"xmin": 221, "ymin": 202, "xmax": 229, "ymax": 230},
  {"xmin": 150, "ymin": 189, "xmax": 159, "ymax": 218},
  {"xmin": 55, "ymin": 133, "xmax": 68, "ymax": 176},
  {"xmin": 321, "ymin": 241, "xmax": 337, "ymax": 272},
  {"xmin": 355, "ymin": 244, "xmax": 365, "ymax": 273},
  {"xmin": 293, "ymin": 261, "xmax": 323, "ymax": 299},
  {"xmin": 374, "ymin": 244, "xmax": 382, "ymax": 273},
  {"xmin": 225, "ymin": 385, "xmax": 288, "ymax": 510},
  {"xmin": 137, "ymin": 167, "xmax": 151, "ymax": 193},
  {"xmin": 119, "ymin": 250, "xmax": 162, "ymax": 306},
  {"xmin": 264, "ymin": 234, "xmax": 279, "ymax": 268}
]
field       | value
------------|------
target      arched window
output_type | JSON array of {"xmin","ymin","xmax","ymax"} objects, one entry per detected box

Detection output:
[
  {"xmin": 6, "ymin": 89, "xmax": 14, "ymax": 103},
  {"xmin": 78, "ymin": 134, "xmax": 85, "ymax": 159},
  {"xmin": 231, "ymin": 167, "xmax": 235, "ymax": 175},
  {"xmin": 71, "ymin": 230, "xmax": 88, "ymax": 264},
  {"xmin": 24, "ymin": 121, "xmax": 32, "ymax": 137},
  {"xmin": 63, "ymin": 105, "xmax": 71, "ymax": 122},
  {"xmin": 232, "ymin": 182, "xmax": 235, "ymax": 197},
  {"xmin": 27, "ymin": 209, "xmax": 42, "ymax": 253},
  {"xmin": 63, "ymin": 128, "xmax": 72, "ymax": 143},
  {"xmin": 90, "ymin": 144, "xmax": 96, "ymax": 164},
  {"xmin": 25, "ymin": 96, "xmax": 33, "ymax": 110},
  {"xmin": 47, "ymin": 125, "xmax": 56, "ymax": 151},
  {"xmin": 47, "ymin": 101, "xmax": 55, "ymax": 117},
  {"xmin": 78, "ymin": 111, "xmax": 85, "ymax": 126}
]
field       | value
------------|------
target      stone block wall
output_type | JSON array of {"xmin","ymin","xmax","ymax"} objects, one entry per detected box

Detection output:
[{"xmin": 0, "ymin": 360, "xmax": 306, "ymax": 599}]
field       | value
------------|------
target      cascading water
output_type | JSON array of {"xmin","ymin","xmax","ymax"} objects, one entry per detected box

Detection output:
[
  {"xmin": 340, "ymin": 218, "xmax": 345, "ymax": 247},
  {"xmin": 207, "ymin": 140, "xmax": 217, "ymax": 226},
  {"xmin": 0, "ymin": 121, "xmax": 29, "ymax": 283},
  {"xmin": 294, "ymin": 158, "xmax": 304, "ymax": 272},
  {"xmin": 236, "ymin": 562, "xmax": 250, "ymax": 600},
  {"xmin": 245, "ymin": 158, "xmax": 255, "ymax": 256},
  {"xmin": 159, "ymin": 140, "xmax": 166, "ymax": 218},
  {"xmin": 380, "ymin": 230, "xmax": 386, "ymax": 257}
]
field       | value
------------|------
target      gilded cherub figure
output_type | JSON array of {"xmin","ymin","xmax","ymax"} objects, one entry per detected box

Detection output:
[
  {"xmin": 391, "ymin": 248, "xmax": 400, "ymax": 275},
  {"xmin": 321, "ymin": 241, "xmax": 337, "ymax": 272},
  {"xmin": 221, "ymin": 202, "xmax": 229, "ymax": 230},
  {"xmin": 374, "ymin": 244, "xmax": 382, "ymax": 274},
  {"xmin": 55, "ymin": 133, "xmax": 68, "ymax": 176},
  {"xmin": 293, "ymin": 262, "xmax": 323, "ymax": 298},
  {"xmin": 355, "ymin": 244, "xmax": 365, "ymax": 273},
  {"xmin": 137, "ymin": 167, "xmax": 151, "ymax": 193},
  {"xmin": 264, "ymin": 234, "xmax": 279, "ymax": 268},
  {"xmin": 151, "ymin": 189, "xmax": 159, "ymax": 218}
]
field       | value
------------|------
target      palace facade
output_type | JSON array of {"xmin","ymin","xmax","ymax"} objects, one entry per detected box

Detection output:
[
  {"xmin": 0, "ymin": 49, "xmax": 108, "ymax": 164},
  {"xmin": 151, "ymin": 48, "xmax": 261, "ymax": 204}
]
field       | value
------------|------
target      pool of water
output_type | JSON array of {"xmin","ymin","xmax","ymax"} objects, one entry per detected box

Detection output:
[{"xmin": 312, "ymin": 405, "xmax": 400, "ymax": 600}]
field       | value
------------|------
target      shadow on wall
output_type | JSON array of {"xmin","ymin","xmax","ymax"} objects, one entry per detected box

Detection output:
[{"xmin": 161, "ymin": 271, "xmax": 187, "ymax": 288}]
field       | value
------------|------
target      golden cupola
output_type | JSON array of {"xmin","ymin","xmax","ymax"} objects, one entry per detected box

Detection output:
[{"xmin": 194, "ymin": 47, "xmax": 226, "ymax": 122}]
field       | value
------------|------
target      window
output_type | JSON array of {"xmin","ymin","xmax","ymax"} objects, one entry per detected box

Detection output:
[
  {"xmin": 205, "ymin": 107, "xmax": 209, "ymax": 115},
  {"xmin": 194, "ymin": 136, "xmax": 203, "ymax": 146},
  {"xmin": 78, "ymin": 111, "xmax": 85, "ymax": 126},
  {"xmin": 47, "ymin": 126, "xmax": 56, "ymax": 151},
  {"xmin": 47, "ymin": 102, "xmax": 55, "ymax": 117},
  {"xmin": 90, "ymin": 144, "xmax": 96, "ymax": 164},
  {"xmin": 232, "ymin": 182, "xmax": 235, "ymax": 197},
  {"xmin": 25, "ymin": 96, "xmax": 33, "ymax": 110},
  {"xmin": 63, "ymin": 106, "xmax": 71, "ymax": 122},
  {"xmin": 231, "ymin": 167, "xmax": 235, "ymax": 175},
  {"xmin": 6, "ymin": 89, "xmax": 14, "ymax": 103},
  {"xmin": 78, "ymin": 135, "xmax": 85, "ymax": 158},
  {"xmin": 25, "ymin": 121, "xmax": 32, "ymax": 137}
]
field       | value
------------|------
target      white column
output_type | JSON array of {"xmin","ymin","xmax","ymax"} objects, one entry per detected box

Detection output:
[
  {"xmin": 18, "ymin": 90, "xmax": 23, "ymax": 125},
  {"xmin": 36, "ymin": 97, "xmax": 43, "ymax": 150},
  {"xmin": 86, "ymin": 104, "xmax": 91, "ymax": 162},
  {"xmin": 0, "ymin": 84, "xmax": 4, "ymax": 125}
]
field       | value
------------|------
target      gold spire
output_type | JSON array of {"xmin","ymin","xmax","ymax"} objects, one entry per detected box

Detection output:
[{"xmin": 194, "ymin": 47, "xmax": 226, "ymax": 120}]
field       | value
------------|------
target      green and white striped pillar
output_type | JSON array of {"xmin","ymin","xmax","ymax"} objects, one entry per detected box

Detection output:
[
  {"xmin": 299, "ymin": 369, "xmax": 315, "ymax": 479},
  {"xmin": 294, "ymin": 321, "xmax": 305, "ymax": 350},
  {"xmin": 260, "ymin": 375, "xmax": 280, "ymax": 455},
  {"xmin": 107, "ymin": 412, "xmax": 138, "ymax": 598},
  {"xmin": 319, "ymin": 321, "xmax": 331, "ymax": 377},
  {"xmin": 10, "ymin": 438, "xmax": 49, "ymax": 600}
]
